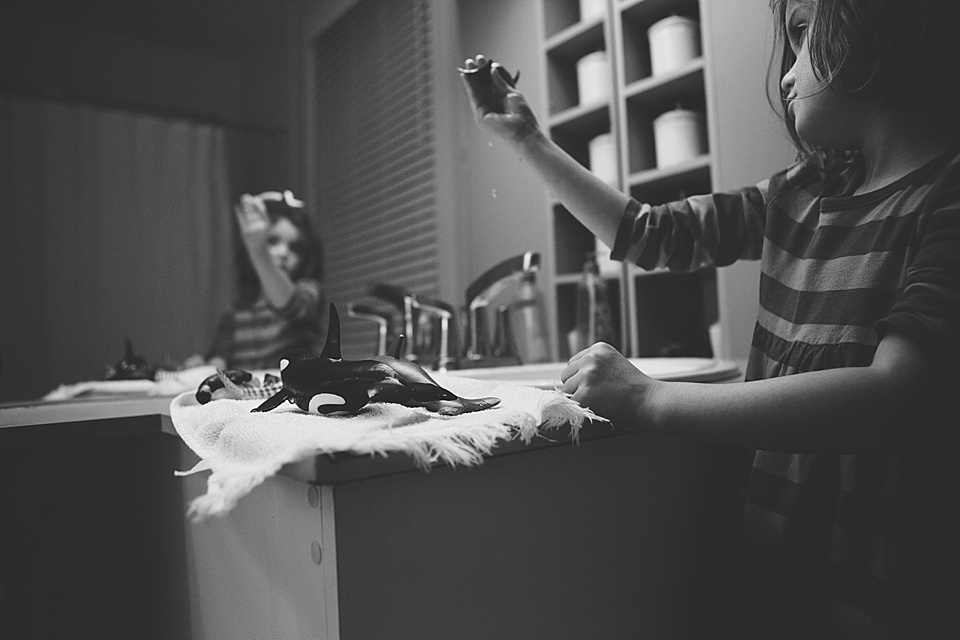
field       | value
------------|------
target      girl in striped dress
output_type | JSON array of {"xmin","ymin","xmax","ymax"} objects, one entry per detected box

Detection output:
[
  {"xmin": 186, "ymin": 190, "xmax": 326, "ymax": 371},
  {"xmin": 461, "ymin": 0, "xmax": 959, "ymax": 635}
]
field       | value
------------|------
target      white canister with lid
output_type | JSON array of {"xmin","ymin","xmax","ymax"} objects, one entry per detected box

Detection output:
[
  {"xmin": 648, "ymin": 15, "xmax": 701, "ymax": 76},
  {"xmin": 588, "ymin": 133, "xmax": 617, "ymax": 185},
  {"xmin": 579, "ymin": 0, "xmax": 605, "ymax": 23},
  {"xmin": 653, "ymin": 108, "xmax": 707, "ymax": 168},
  {"xmin": 576, "ymin": 50, "xmax": 610, "ymax": 106}
]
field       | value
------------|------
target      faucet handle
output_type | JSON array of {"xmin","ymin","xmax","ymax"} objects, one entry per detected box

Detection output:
[
  {"xmin": 347, "ymin": 303, "xmax": 394, "ymax": 355},
  {"xmin": 369, "ymin": 283, "xmax": 420, "ymax": 357},
  {"xmin": 414, "ymin": 295, "xmax": 459, "ymax": 371}
]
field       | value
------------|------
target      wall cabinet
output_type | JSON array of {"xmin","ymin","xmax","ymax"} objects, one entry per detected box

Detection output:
[{"xmin": 539, "ymin": 0, "xmax": 794, "ymax": 359}]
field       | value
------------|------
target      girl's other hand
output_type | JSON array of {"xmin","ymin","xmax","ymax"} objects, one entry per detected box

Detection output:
[
  {"xmin": 459, "ymin": 54, "xmax": 540, "ymax": 144},
  {"xmin": 560, "ymin": 342, "xmax": 656, "ymax": 430},
  {"xmin": 182, "ymin": 354, "xmax": 206, "ymax": 369},
  {"xmin": 234, "ymin": 193, "xmax": 271, "ymax": 257}
]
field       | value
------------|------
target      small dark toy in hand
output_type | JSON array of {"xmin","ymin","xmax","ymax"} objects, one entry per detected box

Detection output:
[
  {"xmin": 103, "ymin": 338, "xmax": 156, "ymax": 381},
  {"xmin": 458, "ymin": 58, "xmax": 520, "ymax": 113},
  {"xmin": 251, "ymin": 304, "xmax": 501, "ymax": 416}
]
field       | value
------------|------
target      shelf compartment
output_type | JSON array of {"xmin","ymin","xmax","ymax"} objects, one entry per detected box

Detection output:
[
  {"xmin": 544, "ymin": 20, "xmax": 608, "ymax": 115},
  {"xmin": 544, "ymin": 0, "xmax": 602, "ymax": 39},
  {"xmin": 552, "ymin": 204, "xmax": 598, "ymax": 276},
  {"xmin": 623, "ymin": 59, "xmax": 704, "ymax": 106},
  {"xmin": 632, "ymin": 269, "xmax": 715, "ymax": 357},
  {"xmin": 628, "ymin": 155, "xmax": 712, "ymax": 204},
  {"xmin": 555, "ymin": 278, "xmax": 623, "ymax": 359},
  {"xmin": 620, "ymin": 0, "xmax": 702, "ymax": 85},
  {"xmin": 628, "ymin": 153, "xmax": 710, "ymax": 187},
  {"xmin": 624, "ymin": 69, "xmax": 707, "ymax": 175},
  {"xmin": 548, "ymin": 100, "xmax": 611, "ymax": 133},
  {"xmin": 549, "ymin": 103, "xmax": 612, "ymax": 169},
  {"xmin": 544, "ymin": 16, "xmax": 605, "ymax": 55}
]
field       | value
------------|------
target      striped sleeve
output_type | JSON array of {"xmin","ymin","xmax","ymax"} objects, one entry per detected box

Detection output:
[
  {"xmin": 270, "ymin": 278, "xmax": 324, "ymax": 322},
  {"xmin": 611, "ymin": 184, "xmax": 768, "ymax": 271},
  {"xmin": 876, "ymin": 205, "xmax": 960, "ymax": 364}
]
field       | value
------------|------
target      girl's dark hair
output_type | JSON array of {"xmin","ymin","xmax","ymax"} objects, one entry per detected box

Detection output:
[
  {"xmin": 235, "ymin": 193, "xmax": 325, "ymax": 304},
  {"xmin": 768, "ymin": 0, "xmax": 960, "ymax": 171}
]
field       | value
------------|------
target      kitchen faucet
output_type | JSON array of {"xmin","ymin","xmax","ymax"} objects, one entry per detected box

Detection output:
[
  {"xmin": 346, "ymin": 303, "xmax": 394, "ymax": 355},
  {"xmin": 463, "ymin": 251, "xmax": 541, "ymax": 366},
  {"xmin": 368, "ymin": 283, "xmax": 459, "ymax": 369},
  {"xmin": 368, "ymin": 284, "xmax": 417, "ymax": 355}
]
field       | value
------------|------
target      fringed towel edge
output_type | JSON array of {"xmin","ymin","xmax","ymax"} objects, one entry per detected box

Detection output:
[{"xmin": 172, "ymin": 387, "xmax": 605, "ymax": 521}]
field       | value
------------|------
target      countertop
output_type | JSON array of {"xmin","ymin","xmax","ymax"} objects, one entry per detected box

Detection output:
[
  {"xmin": 0, "ymin": 391, "xmax": 622, "ymax": 484},
  {"xmin": 0, "ymin": 358, "xmax": 745, "ymax": 483}
]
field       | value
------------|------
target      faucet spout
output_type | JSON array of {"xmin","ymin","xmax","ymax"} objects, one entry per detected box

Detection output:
[{"xmin": 464, "ymin": 251, "xmax": 541, "ymax": 362}]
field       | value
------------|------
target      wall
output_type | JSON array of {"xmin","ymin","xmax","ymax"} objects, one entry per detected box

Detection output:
[
  {"xmin": 300, "ymin": 0, "xmax": 548, "ymax": 302},
  {"xmin": 297, "ymin": 0, "xmax": 549, "ymax": 346},
  {"xmin": 702, "ymin": 0, "xmax": 797, "ymax": 359},
  {"xmin": 0, "ymin": 23, "xmax": 244, "ymax": 123},
  {"xmin": 454, "ymin": 0, "xmax": 551, "ymax": 306},
  {"xmin": 0, "ymin": 4, "xmax": 293, "ymax": 194}
]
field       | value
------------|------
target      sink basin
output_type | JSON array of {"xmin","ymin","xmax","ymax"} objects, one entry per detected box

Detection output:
[{"xmin": 447, "ymin": 357, "xmax": 740, "ymax": 389}]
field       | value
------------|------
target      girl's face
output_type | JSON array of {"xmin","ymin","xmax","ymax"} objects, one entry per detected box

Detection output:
[
  {"xmin": 780, "ymin": 0, "xmax": 868, "ymax": 150},
  {"xmin": 267, "ymin": 217, "xmax": 304, "ymax": 276}
]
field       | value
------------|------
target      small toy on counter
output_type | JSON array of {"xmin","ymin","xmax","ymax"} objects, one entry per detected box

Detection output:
[
  {"xmin": 457, "ymin": 57, "xmax": 520, "ymax": 113},
  {"xmin": 195, "ymin": 369, "xmax": 283, "ymax": 404},
  {"xmin": 102, "ymin": 338, "xmax": 157, "ymax": 381},
  {"xmin": 244, "ymin": 303, "xmax": 500, "ymax": 416}
]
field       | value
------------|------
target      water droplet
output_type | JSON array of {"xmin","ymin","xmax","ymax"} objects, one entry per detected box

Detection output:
[
  {"xmin": 491, "ymin": 189, "xmax": 497, "ymax": 199},
  {"xmin": 488, "ymin": 141, "xmax": 494, "ymax": 148}
]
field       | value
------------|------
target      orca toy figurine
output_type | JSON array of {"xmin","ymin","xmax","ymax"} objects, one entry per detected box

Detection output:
[
  {"xmin": 103, "ymin": 338, "xmax": 157, "ymax": 381},
  {"xmin": 252, "ymin": 303, "xmax": 500, "ymax": 416}
]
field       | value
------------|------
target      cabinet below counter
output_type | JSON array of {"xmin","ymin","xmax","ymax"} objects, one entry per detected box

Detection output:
[{"xmin": 0, "ymin": 363, "xmax": 746, "ymax": 639}]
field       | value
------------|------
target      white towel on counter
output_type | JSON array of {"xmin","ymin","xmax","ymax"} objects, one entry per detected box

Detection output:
[{"xmin": 170, "ymin": 372, "xmax": 606, "ymax": 520}]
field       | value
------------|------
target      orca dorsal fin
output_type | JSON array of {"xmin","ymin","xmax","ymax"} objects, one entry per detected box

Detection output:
[
  {"xmin": 386, "ymin": 334, "xmax": 406, "ymax": 359},
  {"xmin": 319, "ymin": 303, "xmax": 343, "ymax": 361}
]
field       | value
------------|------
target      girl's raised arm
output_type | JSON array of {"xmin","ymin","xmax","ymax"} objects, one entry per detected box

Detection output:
[
  {"xmin": 460, "ymin": 55, "xmax": 631, "ymax": 250},
  {"xmin": 234, "ymin": 194, "xmax": 297, "ymax": 310}
]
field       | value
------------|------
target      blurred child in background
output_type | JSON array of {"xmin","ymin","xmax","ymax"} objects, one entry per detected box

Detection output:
[{"xmin": 185, "ymin": 190, "xmax": 326, "ymax": 371}]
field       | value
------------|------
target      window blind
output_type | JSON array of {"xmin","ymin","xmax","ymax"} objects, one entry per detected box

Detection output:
[{"xmin": 313, "ymin": 0, "xmax": 439, "ymax": 358}]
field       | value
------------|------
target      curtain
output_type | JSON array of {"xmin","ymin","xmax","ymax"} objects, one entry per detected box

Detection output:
[{"xmin": 0, "ymin": 96, "xmax": 234, "ymax": 401}]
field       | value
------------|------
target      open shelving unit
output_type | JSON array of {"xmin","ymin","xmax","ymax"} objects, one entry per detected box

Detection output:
[{"xmin": 541, "ymin": 0, "xmax": 717, "ymax": 359}]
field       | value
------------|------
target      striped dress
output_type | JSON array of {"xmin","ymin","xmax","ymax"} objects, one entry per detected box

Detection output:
[
  {"xmin": 208, "ymin": 278, "xmax": 326, "ymax": 371},
  {"xmin": 612, "ymin": 147, "xmax": 960, "ymax": 636}
]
